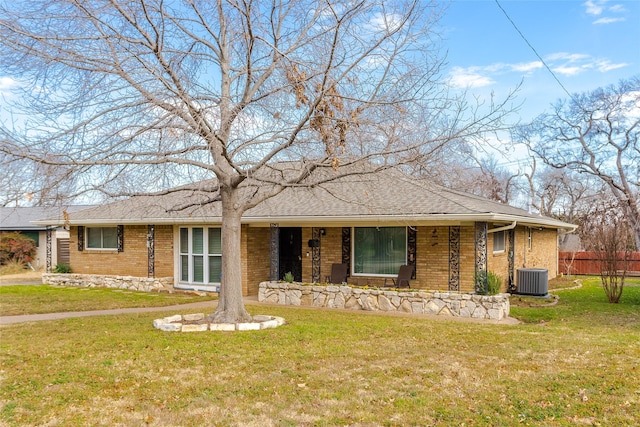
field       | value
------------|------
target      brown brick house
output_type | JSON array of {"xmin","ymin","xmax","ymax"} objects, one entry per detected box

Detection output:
[{"xmin": 35, "ymin": 168, "xmax": 576, "ymax": 295}]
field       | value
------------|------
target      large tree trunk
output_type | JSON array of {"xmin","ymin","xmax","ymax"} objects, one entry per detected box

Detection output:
[{"xmin": 208, "ymin": 185, "xmax": 252, "ymax": 324}]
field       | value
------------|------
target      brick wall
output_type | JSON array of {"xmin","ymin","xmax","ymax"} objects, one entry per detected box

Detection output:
[
  {"xmin": 487, "ymin": 225, "xmax": 559, "ymax": 292},
  {"xmin": 243, "ymin": 226, "xmax": 271, "ymax": 296},
  {"xmin": 69, "ymin": 223, "xmax": 560, "ymax": 296},
  {"xmin": 69, "ymin": 225, "xmax": 173, "ymax": 278}
]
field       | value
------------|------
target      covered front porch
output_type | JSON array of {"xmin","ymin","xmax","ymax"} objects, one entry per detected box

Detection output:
[{"xmin": 259, "ymin": 222, "xmax": 528, "ymax": 296}]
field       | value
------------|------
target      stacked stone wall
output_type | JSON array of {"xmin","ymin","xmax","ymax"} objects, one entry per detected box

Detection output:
[
  {"xmin": 259, "ymin": 282, "xmax": 510, "ymax": 320},
  {"xmin": 43, "ymin": 273, "xmax": 174, "ymax": 293}
]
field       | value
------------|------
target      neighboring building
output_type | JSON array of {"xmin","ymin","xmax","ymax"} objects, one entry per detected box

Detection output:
[
  {"xmin": 0, "ymin": 206, "xmax": 92, "ymax": 270},
  {"xmin": 34, "ymin": 167, "xmax": 576, "ymax": 295}
]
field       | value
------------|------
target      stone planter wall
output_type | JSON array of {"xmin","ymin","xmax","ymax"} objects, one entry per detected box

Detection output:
[
  {"xmin": 42, "ymin": 273, "xmax": 174, "ymax": 293},
  {"xmin": 259, "ymin": 282, "xmax": 510, "ymax": 321}
]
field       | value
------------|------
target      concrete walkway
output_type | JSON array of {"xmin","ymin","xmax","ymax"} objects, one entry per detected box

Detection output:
[
  {"xmin": 1, "ymin": 295, "xmax": 519, "ymax": 326},
  {"xmin": 0, "ymin": 300, "xmax": 220, "ymax": 325}
]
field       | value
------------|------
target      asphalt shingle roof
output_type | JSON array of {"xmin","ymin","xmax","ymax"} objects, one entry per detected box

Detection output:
[
  {"xmin": 40, "ymin": 166, "xmax": 574, "ymax": 230},
  {"xmin": 0, "ymin": 206, "xmax": 93, "ymax": 230}
]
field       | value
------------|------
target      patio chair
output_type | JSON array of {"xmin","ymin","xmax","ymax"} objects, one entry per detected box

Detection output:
[
  {"xmin": 384, "ymin": 264, "xmax": 414, "ymax": 288},
  {"xmin": 327, "ymin": 263, "xmax": 348, "ymax": 284}
]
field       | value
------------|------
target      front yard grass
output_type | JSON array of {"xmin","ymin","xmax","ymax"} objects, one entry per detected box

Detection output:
[
  {"xmin": 1, "ymin": 277, "xmax": 638, "ymax": 426},
  {"xmin": 0, "ymin": 285, "xmax": 216, "ymax": 316}
]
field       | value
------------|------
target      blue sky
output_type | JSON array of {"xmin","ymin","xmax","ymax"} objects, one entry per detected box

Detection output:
[{"xmin": 439, "ymin": 0, "xmax": 640, "ymax": 123}]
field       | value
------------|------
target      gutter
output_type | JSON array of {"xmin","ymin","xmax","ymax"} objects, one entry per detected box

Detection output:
[
  {"xmin": 487, "ymin": 221, "xmax": 517, "ymax": 234},
  {"xmin": 32, "ymin": 213, "xmax": 577, "ymax": 231}
]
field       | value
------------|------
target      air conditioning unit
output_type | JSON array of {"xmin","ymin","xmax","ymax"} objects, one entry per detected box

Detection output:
[{"xmin": 516, "ymin": 268, "xmax": 548, "ymax": 296}]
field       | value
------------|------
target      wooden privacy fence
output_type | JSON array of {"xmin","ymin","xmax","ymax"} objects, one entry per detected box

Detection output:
[{"xmin": 559, "ymin": 252, "xmax": 640, "ymax": 275}]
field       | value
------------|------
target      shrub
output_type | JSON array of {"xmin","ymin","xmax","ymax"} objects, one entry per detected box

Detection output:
[
  {"xmin": 487, "ymin": 271, "xmax": 503, "ymax": 295},
  {"xmin": 283, "ymin": 271, "xmax": 294, "ymax": 283},
  {"xmin": 475, "ymin": 270, "xmax": 503, "ymax": 295},
  {"xmin": 0, "ymin": 232, "xmax": 37, "ymax": 265},
  {"xmin": 53, "ymin": 263, "xmax": 72, "ymax": 273}
]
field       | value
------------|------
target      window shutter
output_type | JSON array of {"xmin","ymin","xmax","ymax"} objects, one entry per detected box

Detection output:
[
  {"xmin": 77, "ymin": 226, "xmax": 84, "ymax": 251},
  {"xmin": 117, "ymin": 225, "xmax": 124, "ymax": 252},
  {"xmin": 408, "ymin": 226, "xmax": 417, "ymax": 279}
]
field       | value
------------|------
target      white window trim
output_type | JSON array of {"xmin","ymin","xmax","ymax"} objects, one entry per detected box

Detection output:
[
  {"xmin": 85, "ymin": 226, "xmax": 118, "ymax": 251},
  {"xmin": 176, "ymin": 226, "xmax": 222, "ymax": 287},
  {"xmin": 351, "ymin": 226, "xmax": 407, "ymax": 277}
]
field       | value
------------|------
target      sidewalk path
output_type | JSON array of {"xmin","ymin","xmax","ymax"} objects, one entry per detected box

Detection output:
[
  {"xmin": 1, "ymin": 295, "xmax": 519, "ymax": 326},
  {"xmin": 0, "ymin": 301, "xmax": 218, "ymax": 325}
]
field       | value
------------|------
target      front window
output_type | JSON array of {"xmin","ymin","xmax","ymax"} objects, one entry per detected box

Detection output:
[
  {"xmin": 180, "ymin": 227, "xmax": 222, "ymax": 284},
  {"xmin": 353, "ymin": 227, "xmax": 406, "ymax": 275},
  {"xmin": 86, "ymin": 227, "xmax": 118, "ymax": 249},
  {"xmin": 493, "ymin": 230, "xmax": 505, "ymax": 253}
]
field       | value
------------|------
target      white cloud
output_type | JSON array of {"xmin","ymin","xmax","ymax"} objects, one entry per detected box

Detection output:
[
  {"xmin": 584, "ymin": 0, "xmax": 627, "ymax": 24},
  {"xmin": 545, "ymin": 52, "xmax": 590, "ymax": 62},
  {"xmin": 552, "ymin": 66, "xmax": 587, "ymax": 76},
  {"xmin": 608, "ymin": 4, "xmax": 626, "ymax": 13},
  {"xmin": 368, "ymin": 12, "xmax": 404, "ymax": 33},
  {"xmin": 593, "ymin": 16, "xmax": 625, "ymax": 24},
  {"xmin": 584, "ymin": 0, "xmax": 605, "ymax": 16},
  {"xmin": 595, "ymin": 60, "xmax": 628, "ymax": 72},
  {"xmin": 449, "ymin": 67, "xmax": 495, "ymax": 88},
  {"xmin": 511, "ymin": 61, "xmax": 544, "ymax": 73},
  {"xmin": 545, "ymin": 52, "xmax": 630, "ymax": 76},
  {"xmin": 0, "ymin": 76, "xmax": 18, "ymax": 91}
]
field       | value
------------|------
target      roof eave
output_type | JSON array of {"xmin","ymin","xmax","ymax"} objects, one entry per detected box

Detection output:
[{"xmin": 36, "ymin": 212, "xmax": 576, "ymax": 231}]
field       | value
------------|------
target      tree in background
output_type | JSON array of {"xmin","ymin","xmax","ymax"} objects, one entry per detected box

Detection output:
[
  {"xmin": 579, "ymin": 198, "xmax": 633, "ymax": 303},
  {"xmin": 516, "ymin": 76, "xmax": 640, "ymax": 250},
  {"xmin": 524, "ymin": 158, "xmax": 602, "ymax": 248},
  {"xmin": 0, "ymin": 1, "xmax": 515, "ymax": 323}
]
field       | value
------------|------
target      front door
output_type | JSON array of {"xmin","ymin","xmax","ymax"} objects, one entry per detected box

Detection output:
[{"xmin": 279, "ymin": 227, "xmax": 302, "ymax": 282}]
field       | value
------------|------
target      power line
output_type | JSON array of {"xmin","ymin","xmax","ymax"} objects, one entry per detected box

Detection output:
[{"xmin": 494, "ymin": 0, "xmax": 580, "ymax": 106}]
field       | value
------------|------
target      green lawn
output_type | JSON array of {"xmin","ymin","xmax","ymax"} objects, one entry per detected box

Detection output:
[
  {"xmin": 0, "ymin": 285, "xmax": 216, "ymax": 316},
  {"xmin": 1, "ymin": 278, "xmax": 639, "ymax": 426}
]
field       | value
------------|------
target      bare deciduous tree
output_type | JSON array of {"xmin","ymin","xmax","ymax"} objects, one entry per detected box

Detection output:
[
  {"xmin": 516, "ymin": 76, "xmax": 640, "ymax": 250},
  {"xmin": 0, "ymin": 1, "xmax": 515, "ymax": 323},
  {"xmin": 580, "ymin": 199, "xmax": 634, "ymax": 303}
]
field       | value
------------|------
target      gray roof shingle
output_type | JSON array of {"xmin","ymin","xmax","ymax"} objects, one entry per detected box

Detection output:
[{"xmin": 33, "ymin": 166, "xmax": 575, "ymax": 230}]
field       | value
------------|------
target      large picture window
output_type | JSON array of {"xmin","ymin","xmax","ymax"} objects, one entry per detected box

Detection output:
[
  {"xmin": 179, "ymin": 227, "xmax": 222, "ymax": 284},
  {"xmin": 353, "ymin": 227, "xmax": 406, "ymax": 275},
  {"xmin": 86, "ymin": 227, "xmax": 118, "ymax": 249}
]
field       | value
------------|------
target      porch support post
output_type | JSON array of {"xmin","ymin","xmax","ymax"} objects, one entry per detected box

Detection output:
[
  {"xmin": 311, "ymin": 227, "xmax": 321, "ymax": 283},
  {"xmin": 342, "ymin": 227, "xmax": 351, "ymax": 276},
  {"xmin": 474, "ymin": 222, "xmax": 488, "ymax": 294},
  {"xmin": 448, "ymin": 226, "xmax": 460, "ymax": 291},
  {"xmin": 507, "ymin": 228, "xmax": 516, "ymax": 293},
  {"xmin": 147, "ymin": 224, "xmax": 155, "ymax": 278},
  {"xmin": 407, "ymin": 226, "xmax": 417, "ymax": 279},
  {"xmin": 46, "ymin": 227, "xmax": 52, "ymax": 272},
  {"xmin": 270, "ymin": 224, "xmax": 280, "ymax": 281}
]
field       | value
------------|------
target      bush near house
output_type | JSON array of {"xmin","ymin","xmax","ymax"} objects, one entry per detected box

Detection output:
[{"xmin": 0, "ymin": 232, "xmax": 36, "ymax": 266}]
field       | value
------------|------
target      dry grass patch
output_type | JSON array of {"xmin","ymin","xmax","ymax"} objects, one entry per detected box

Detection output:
[{"xmin": 1, "ymin": 278, "xmax": 639, "ymax": 426}]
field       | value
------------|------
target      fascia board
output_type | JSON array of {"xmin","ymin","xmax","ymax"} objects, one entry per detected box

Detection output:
[{"xmin": 33, "ymin": 213, "xmax": 577, "ymax": 231}]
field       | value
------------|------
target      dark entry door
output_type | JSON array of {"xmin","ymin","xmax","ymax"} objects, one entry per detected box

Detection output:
[{"xmin": 279, "ymin": 227, "xmax": 302, "ymax": 282}]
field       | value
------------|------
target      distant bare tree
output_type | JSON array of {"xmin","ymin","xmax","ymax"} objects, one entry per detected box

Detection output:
[
  {"xmin": 516, "ymin": 76, "xmax": 640, "ymax": 249},
  {"xmin": 0, "ymin": 154, "xmax": 78, "ymax": 207},
  {"xmin": 580, "ymin": 199, "xmax": 634, "ymax": 303},
  {"xmin": 0, "ymin": 0, "xmax": 515, "ymax": 323}
]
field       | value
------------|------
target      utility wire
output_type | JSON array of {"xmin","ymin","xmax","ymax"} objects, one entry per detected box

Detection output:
[{"xmin": 494, "ymin": 0, "xmax": 581, "ymax": 106}]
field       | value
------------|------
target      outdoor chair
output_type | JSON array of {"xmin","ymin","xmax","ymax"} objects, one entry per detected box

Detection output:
[
  {"xmin": 384, "ymin": 264, "xmax": 414, "ymax": 288},
  {"xmin": 326, "ymin": 263, "xmax": 348, "ymax": 284}
]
